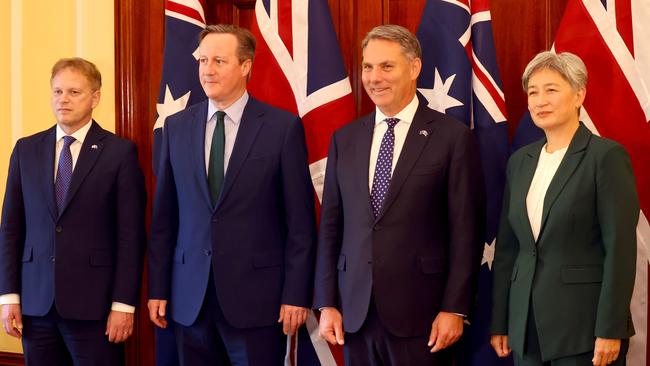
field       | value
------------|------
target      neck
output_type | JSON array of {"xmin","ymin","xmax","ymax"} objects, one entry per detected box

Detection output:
[{"xmin": 544, "ymin": 121, "xmax": 579, "ymax": 153}]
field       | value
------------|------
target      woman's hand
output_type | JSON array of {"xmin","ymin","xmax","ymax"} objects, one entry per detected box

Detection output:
[
  {"xmin": 490, "ymin": 335, "xmax": 512, "ymax": 357},
  {"xmin": 592, "ymin": 338, "xmax": 621, "ymax": 366}
]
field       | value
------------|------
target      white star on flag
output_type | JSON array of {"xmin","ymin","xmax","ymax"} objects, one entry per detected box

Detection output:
[
  {"xmin": 154, "ymin": 85, "xmax": 192, "ymax": 130},
  {"xmin": 482, "ymin": 239, "xmax": 495, "ymax": 270},
  {"xmin": 418, "ymin": 68, "xmax": 464, "ymax": 113}
]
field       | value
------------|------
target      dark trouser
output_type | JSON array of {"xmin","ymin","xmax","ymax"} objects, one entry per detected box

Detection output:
[
  {"xmin": 22, "ymin": 305, "xmax": 124, "ymax": 366},
  {"xmin": 515, "ymin": 304, "xmax": 628, "ymax": 366},
  {"xmin": 174, "ymin": 274, "xmax": 286, "ymax": 366},
  {"xmin": 344, "ymin": 296, "xmax": 453, "ymax": 366}
]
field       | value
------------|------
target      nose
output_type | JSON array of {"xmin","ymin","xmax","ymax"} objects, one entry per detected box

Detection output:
[{"xmin": 367, "ymin": 67, "xmax": 382, "ymax": 84}]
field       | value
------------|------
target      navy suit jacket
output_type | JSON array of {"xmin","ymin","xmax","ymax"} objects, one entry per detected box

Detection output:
[
  {"xmin": 314, "ymin": 98, "xmax": 486, "ymax": 337},
  {"xmin": 148, "ymin": 97, "xmax": 317, "ymax": 328},
  {"xmin": 0, "ymin": 121, "xmax": 146, "ymax": 320}
]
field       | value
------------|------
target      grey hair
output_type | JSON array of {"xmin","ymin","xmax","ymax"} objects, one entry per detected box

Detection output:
[
  {"xmin": 522, "ymin": 51, "xmax": 587, "ymax": 91},
  {"xmin": 361, "ymin": 24, "xmax": 422, "ymax": 60}
]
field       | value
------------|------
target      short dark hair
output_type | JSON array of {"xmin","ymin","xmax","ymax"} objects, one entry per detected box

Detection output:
[{"xmin": 199, "ymin": 24, "xmax": 256, "ymax": 63}]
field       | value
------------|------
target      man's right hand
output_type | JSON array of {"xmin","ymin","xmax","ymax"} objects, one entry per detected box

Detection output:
[
  {"xmin": 490, "ymin": 334, "xmax": 512, "ymax": 357},
  {"xmin": 147, "ymin": 299, "xmax": 168, "ymax": 328},
  {"xmin": 1, "ymin": 304, "xmax": 23, "ymax": 338},
  {"xmin": 318, "ymin": 307, "xmax": 344, "ymax": 345}
]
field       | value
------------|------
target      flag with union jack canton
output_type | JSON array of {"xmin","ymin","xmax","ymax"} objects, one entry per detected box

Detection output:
[
  {"xmin": 153, "ymin": 1, "xmax": 207, "ymax": 365},
  {"xmin": 153, "ymin": 0, "xmax": 207, "ymax": 175},
  {"xmin": 513, "ymin": 0, "xmax": 650, "ymax": 363},
  {"xmin": 248, "ymin": 0, "xmax": 356, "ymax": 364},
  {"xmin": 415, "ymin": 0, "xmax": 511, "ymax": 365}
]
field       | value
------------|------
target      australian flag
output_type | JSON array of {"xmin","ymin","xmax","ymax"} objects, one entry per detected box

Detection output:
[
  {"xmin": 416, "ymin": 0, "xmax": 511, "ymax": 365},
  {"xmin": 153, "ymin": 0, "xmax": 207, "ymax": 174},
  {"xmin": 153, "ymin": 1, "xmax": 207, "ymax": 365}
]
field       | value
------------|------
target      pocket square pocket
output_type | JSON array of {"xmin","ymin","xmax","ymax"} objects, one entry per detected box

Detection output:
[{"xmin": 410, "ymin": 163, "xmax": 442, "ymax": 176}]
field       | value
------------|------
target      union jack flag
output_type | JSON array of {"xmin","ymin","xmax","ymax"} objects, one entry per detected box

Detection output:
[
  {"xmin": 415, "ymin": 0, "xmax": 511, "ymax": 365},
  {"xmin": 248, "ymin": 1, "xmax": 356, "ymax": 364},
  {"xmin": 514, "ymin": 0, "xmax": 650, "ymax": 363}
]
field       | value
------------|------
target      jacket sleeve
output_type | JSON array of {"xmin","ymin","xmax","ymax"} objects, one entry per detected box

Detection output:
[
  {"xmin": 313, "ymin": 133, "xmax": 343, "ymax": 309},
  {"xmin": 594, "ymin": 144, "xmax": 639, "ymax": 338},
  {"xmin": 111, "ymin": 142, "xmax": 147, "ymax": 307},
  {"xmin": 278, "ymin": 117, "xmax": 317, "ymax": 308},
  {"xmin": 0, "ymin": 142, "xmax": 26, "ymax": 296}
]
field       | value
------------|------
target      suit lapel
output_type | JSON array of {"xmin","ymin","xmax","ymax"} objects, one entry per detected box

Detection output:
[
  {"xmin": 538, "ymin": 124, "xmax": 591, "ymax": 240},
  {"xmin": 190, "ymin": 101, "xmax": 213, "ymax": 210},
  {"xmin": 517, "ymin": 141, "xmax": 544, "ymax": 246},
  {"xmin": 38, "ymin": 126, "xmax": 58, "ymax": 221},
  {"xmin": 58, "ymin": 121, "xmax": 105, "ymax": 218},
  {"xmin": 216, "ymin": 98, "xmax": 264, "ymax": 210},
  {"xmin": 356, "ymin": 114, "xmax": 376, "ymax": 220},
  {"xmin": 375, "ymin": 103, "xmax": 436, "ymax": 222}
]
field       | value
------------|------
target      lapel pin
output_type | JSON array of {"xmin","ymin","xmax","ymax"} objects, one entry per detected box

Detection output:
[
  {"xmin": 91, "ymin": 144, "xmax": 98, "ymax": 150},
  {"xmin": 419, "ymin": 130, "xmax": 429, "ymax": 137}
]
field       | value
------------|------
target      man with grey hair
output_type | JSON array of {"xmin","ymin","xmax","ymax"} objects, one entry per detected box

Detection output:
[
  {"xmin": 314, "ymin": 24, "xmax": 485, "ymax": 365},
  {"xmin": 148, "ymin": 24, "xmax": 316, "ymax": 365}
]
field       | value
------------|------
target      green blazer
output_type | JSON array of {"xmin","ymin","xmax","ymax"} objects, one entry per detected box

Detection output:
[{"xmin": 491, "ymin": 123, "xmax": 638, "ymax": 361}]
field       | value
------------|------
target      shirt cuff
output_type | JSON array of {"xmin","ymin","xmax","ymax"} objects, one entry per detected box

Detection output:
[
  {"xmin": 111, "ymin": 302, "xmax": 135, "ymax": 313},
  {"xmin": 0, "ymin": 293, "xmax": 20, "ymax": 305}
]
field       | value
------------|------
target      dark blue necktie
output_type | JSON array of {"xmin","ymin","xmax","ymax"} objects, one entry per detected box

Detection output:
[
  {"xmin": 55, "ymin": 135, "xmax": 75, "ymax": 214},
  {"xmin": 208, "ymin": 111, "xmax": 226, "ymax": 206},
  {"xmin": 370, "ymin": 118, "xmax": 399, "ymax": 218}
]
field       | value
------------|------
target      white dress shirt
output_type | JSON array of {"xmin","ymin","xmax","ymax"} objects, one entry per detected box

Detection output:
[
  {"xmin": 368, "ymin": 95, "xmax": 419, "ymax": 191},
  {"xmin": 205, "ymin": 91, "xmax": 249, "ymax": 176},
  {"xmin": 0, "ymin": 119, "xmax": 135, "ymax": 313},
  {"xmin": 526, "ymin": 144, "xmax": 568, "ymax": 241}
]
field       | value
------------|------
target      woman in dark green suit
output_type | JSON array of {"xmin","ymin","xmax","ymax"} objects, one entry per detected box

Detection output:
[{"xmin": 490, "ymin": 51, "xmax": 639, "ymax": 366}]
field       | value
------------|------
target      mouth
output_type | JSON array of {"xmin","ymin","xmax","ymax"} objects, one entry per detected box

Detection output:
[
  {"xmin": 370, "ymin": 87, "xmax": 390, "ymax": 95},
  {"xmin": 57, "ymin": 108, "xmax": 72, "ymax": 113},
  {"xmin": 537, "ymin": 111, "xmax": 552, "ymax": 118}
]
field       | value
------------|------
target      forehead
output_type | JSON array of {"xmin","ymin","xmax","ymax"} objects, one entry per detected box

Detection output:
[
  {"xmin": 528, "ymin": 68, "xmax": 569, "ymax": 87},
  {"xmin": 199, "ymin": 33, "xmax": 239, "ymax": 55},
  {"xmin": 51, "ymin": 67, "xmax": 92, "ymax": 88},
  {"xmin": 362, "ymin": 39, "xmax": 405, "ymax": 63}
]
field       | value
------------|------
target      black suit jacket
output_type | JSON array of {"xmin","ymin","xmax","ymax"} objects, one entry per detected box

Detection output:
[
  {"xmin": 148, "ymin": 97, "xmax": 317, "ymax": 328},
  {"xmin": 314, "ymin": 97, "xmax": 486, "ymax": 337},
  {"xmin": 0, "ymin": 121, "xmax": 146, "ymax": 320}
]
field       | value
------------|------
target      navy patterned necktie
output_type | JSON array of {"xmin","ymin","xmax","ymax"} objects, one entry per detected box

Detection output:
[
  {"xmin": 370, "ymin": 118, "xmax": 399, "ymax": 218},
  {"xmin": 55, "ymin": 135, "xmax": 76, "ymax": 214},
  {"xmin": 208, "ymin": 111, "xmax": 226, "ymax": 206}
]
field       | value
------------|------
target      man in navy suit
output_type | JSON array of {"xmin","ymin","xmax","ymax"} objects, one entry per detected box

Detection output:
[
  {"xmin": 147, "ymin": 24, "xmax": 316, "ymax": 365},
  {"xmin": 0, "ymin": 58, "xmax": 146, "ymax": 366},
  {"xmin": 314, "ymin": 25, "xmax": 485, "ymax": 365}
]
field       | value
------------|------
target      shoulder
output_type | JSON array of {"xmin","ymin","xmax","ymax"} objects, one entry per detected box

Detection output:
[
  {"xmin": 165, "ymin": 100, "xmax": 207, "ymax": 129},
  {"xmin": 248, "ymin": 97, "xmax": 299, "ymax": 125}
]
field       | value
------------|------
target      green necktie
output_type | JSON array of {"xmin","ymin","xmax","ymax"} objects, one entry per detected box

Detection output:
[{"xmin": 208, "ymin": 111, "xmax": 226, "ymax": 206}]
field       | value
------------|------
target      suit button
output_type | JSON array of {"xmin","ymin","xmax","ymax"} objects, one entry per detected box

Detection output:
[
  {"xmin": 55, "ymin": 226, "xmax": 62, "ymax": 233},
  {"xmin": 373, "ymin": 225, "xmax": 383, "ymax": 231},
  {"xmin": 50, "ymin": 256, "xmax": 55, "ymax": 262},
  {"xmin": 212, "ymin": 217, "xmax": 218, "ymax": 223},
  {"xmin": 204, "ymin": 249, "xmax": 212, "ymax": 256}
]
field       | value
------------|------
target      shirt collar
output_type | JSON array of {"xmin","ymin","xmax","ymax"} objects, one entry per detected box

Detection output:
[
  {"xmin": 207, "ymin": 91, "xmax": 249, "ymax": 125},
  {"xmin": 56, "ymin": 119, "xmax": 93, "ymax": 144},
  {"xmin": 374, "ymin": 94, "xmax": 419, "ymax": 126}
]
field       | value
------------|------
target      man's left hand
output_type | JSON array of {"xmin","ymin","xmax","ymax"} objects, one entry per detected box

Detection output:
[
  {"xmin": 278, "ymin": 304, "xmax": 308, "ymax": 336},
  {"xmin": 428, "ymin": 312, "xmax": 463, "ymax": 353},
  {"xmin": 105, "ymin": 310, "xmax": 134, "ymax": 343}
]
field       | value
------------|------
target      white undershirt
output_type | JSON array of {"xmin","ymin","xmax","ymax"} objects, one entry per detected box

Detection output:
[{"xmin": 526, "ymin": 144, "xmax": 568, "ymax": 241}]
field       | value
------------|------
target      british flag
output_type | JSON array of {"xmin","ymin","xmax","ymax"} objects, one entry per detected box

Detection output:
[
  {"xmin": 514, "ymin": 0, "xmax": 650, "ymax": 363},
  {"xmin": 248, "ymin": 1, "xmax": 356, "ymax": 364},
  {"xmin": 415, "ymin": 0, "xmax": 511, "ymax": 365}
]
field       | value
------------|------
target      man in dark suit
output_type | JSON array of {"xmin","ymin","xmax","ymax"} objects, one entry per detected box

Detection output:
[
  {"xmin": 314, "ymin": 25, "xmax": 485, "ymax": 365},
  {"xmin": 0, "ymin": 57, "xmax": 146, "ymax": 366},
  {"xmin": 147, "ymin": 24, "xmax": 316, "ymax": 365}
]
